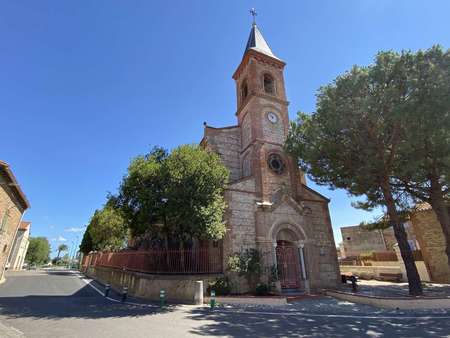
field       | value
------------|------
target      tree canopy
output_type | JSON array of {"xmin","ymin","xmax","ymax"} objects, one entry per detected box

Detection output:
[
  {"xmin": 79, "ymin": 223, "xmax": 94, "ymax": 254},
  {"xmin": 286, "ymin": 49, "xmax": 428, "ymax": 295},
  {"xmin": 115, "ymin": 144, "xmax": 229, "ymax": 247},
  {"xmin": 25, "ymin": 237, "xmax": 51, "ymax": 265},
  {"xmin": 114, "ymin": 146, "xmax": 169, "ymax": 238},
  {"xmin": 87, "ymin": 205, "xmax": 128, "ymax": 252},
  {"xmin": 394, "ymin": 46, "xmax": 450, "ymax": 266},
  {"xmin": 56, "ymin": 244, "xmax": 68, "ymax": 258}
]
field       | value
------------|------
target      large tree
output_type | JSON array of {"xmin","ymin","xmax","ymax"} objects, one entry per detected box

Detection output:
[
  {"xmin": 115, "ymin": 145, "xmax": 229, "ymax": 248},
  {"xmin": 87, "ymin": 206, "xmax": 128, "ymax": 251},
  {"xmin": 56, "ymin": 244, "xmax": 68, "ymax": 259},
  {"xmin": 79, "ymin": 223, "xmax": 94, "ymax": 254},
  {"xmin": 163, "ymin": 144, "xmax": 229, "ymax": 245},
  {"xmin": 115, "ymin": 146, "xmax": 168, "ymax": 239},
  {"xmin": 25, "ymin": 237, "xmax": 51, "ymax": 265},
  {"xmin": 286, "ymin": 51, "xmax": 423, "ymax": 295},
  {"xmin": 394, "ymin": 46, "xmax": 450, "ymax": 267}
]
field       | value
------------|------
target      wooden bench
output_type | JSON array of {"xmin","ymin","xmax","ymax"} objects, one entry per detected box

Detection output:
[{"xmin": 379, "ymin": 273, "xmax": 403, "ymax": 282}]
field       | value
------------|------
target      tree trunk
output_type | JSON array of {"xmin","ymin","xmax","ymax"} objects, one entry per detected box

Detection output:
[
  {"xmin": 429, "ymin": 175, "xmax": 450, "ymax": 269},
  {"xmin": 380, "ymin": 180, "xmax": 423, "ymax": 296}
]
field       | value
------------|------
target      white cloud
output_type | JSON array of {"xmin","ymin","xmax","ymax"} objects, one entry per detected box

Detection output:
[
  {"xmin": 57, "ymin": 235, "xmax": 67, "ymax": 242},
  {"xmin": 65, "ymin": 227, "xmax": 84, "ymax": 233}
]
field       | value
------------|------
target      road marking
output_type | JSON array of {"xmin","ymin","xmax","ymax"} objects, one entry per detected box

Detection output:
[
  {"xmin": 72, "ymin": 271, "xmax": 450, "ymax": 320},
  {"xmin": 76, "ymin": 272, "xmax": 160, "ymax": 308}
]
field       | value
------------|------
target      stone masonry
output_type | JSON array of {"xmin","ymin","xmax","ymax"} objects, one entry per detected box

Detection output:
[
  {"xmin": 201, "ymin": 22, "xmax": 340, "ymax": 292},
  {"xmin": 410, "ymin": 203, "xmax": 450, "ymax": 283},
  {"xmin": 0, "ymin": 161, "xmax": 29, "ymax": 281}
]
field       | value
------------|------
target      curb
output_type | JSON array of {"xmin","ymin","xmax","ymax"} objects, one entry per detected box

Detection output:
[
  {"xmin": 326, "ymin": 289, "xmax": 450, "ymax": 310},
  {"xmin": 205, "ymin": 296, "xmax": 288, "ymax": 306}
]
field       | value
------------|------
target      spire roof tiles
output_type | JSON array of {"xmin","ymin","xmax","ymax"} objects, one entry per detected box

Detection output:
[{"xmin": 243, "ymin": 24, "xmax": 280, "ymax": 60}]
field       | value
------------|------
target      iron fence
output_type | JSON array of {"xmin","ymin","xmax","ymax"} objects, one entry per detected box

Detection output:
[{"xmin": 82, "ymin": 247, "xmax": 223, "ymax": 274}]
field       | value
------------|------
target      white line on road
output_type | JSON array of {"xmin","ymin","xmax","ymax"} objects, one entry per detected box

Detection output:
[
  {"xmin": 72, "ymin": 271, "xmax": 450, "ymax": 320},
  {"xmin": 75, "ymin": 272, "xmax": 160, "ymax": 308}
]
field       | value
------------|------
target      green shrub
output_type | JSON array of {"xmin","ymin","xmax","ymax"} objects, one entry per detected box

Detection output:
[
  {"xmin": 227, "ymin": 248, "xmax": 263, "ymax": 291},
  {"xmin": 207, "ymin": 277, "xmax": 232, "ymax": 296},
  {"xmin": 255, "ymin": 283, "xmax": 270, "ymax": 296}
]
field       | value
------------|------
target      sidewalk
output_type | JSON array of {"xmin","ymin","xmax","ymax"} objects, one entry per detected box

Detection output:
[
  {"xmin": 0, "ymin": 321, "xmax": 25, "ymax": 338},
  {"xmin": 340, "ymin": 279, "xmax": 450, "ymax": 298}
]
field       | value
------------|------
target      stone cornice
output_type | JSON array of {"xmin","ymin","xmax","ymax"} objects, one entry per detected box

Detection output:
[{"xmin": 232, "ymin": 49, "xmax": 286, "ymax": 81}]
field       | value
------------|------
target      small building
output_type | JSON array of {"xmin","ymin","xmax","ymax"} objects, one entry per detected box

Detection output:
[
  {"xmin": 340, "ymin": 223, "xmax": 418, "ymax": 259},
  {"xmin": 341, "ymin": 226, "xmax": 388, "ymax": 258},
  {"xmin": 410, "ymin": 203, "xmax": 450, "ymax": 283},
  {"xmin": 8, "ymin": 221, "xmax": 31, "ymax": 270},
  {"xmin": 0, "ymin": 161, "xmax": 30, "ymax": 281}
]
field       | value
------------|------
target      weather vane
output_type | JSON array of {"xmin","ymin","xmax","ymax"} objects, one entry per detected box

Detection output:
[{"xmin": 250, "ymin": 8, "xmax": 257, "ymax": 26}]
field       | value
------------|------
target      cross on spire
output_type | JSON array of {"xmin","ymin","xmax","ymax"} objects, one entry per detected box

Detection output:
[{"xmin": 250, "ymin": 8, "xmax": 257, "ymax": 26}]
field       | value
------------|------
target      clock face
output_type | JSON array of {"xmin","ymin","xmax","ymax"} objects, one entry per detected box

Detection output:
[{"xmin": 267, "ymin": 112, "xmax": 278, "ymax": 124}]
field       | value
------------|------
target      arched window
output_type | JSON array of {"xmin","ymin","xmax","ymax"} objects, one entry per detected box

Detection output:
[
  {"xmin": 241, "ymin": 80, "xmax": 248, "ymax": 102},
  {"xmin": 263, "ymin": 74, "xmax": 275, "ymax": 94}
]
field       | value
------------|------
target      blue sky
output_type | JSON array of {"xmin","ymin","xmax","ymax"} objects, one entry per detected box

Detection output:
[{"xmin": 2, "ymin": 1, "xmax": 450, "ymax": 257}]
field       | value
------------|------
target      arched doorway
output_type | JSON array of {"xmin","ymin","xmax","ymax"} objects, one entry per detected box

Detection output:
[{"xmin": 275, "ymin": 229, "xmax": 301, "ymax": 289}]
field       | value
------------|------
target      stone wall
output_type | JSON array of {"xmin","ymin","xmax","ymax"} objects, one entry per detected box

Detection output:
[
  {"xmin": 225, "ymin": 178, "xmax": 257, "ymax": 256},
  {"xmin": 204, "ymin": 126, "xmax": 241, "ymax": 182},
  {"xmin": 8, "ymin": 227, "xmax": 30, "ymax": 270},
  {"xmin": 0, "ymin": 174, "xmax": 25, "ymax": 280},
  {"xmin": 302, "ymin": 200, "xmax": 340, "ymax": 290},
  {"xmin": 84, "ymin": 266, "xmax": 220, "ymax": 304},
  {"xmin": 341, "ymin": 225, "xmax": 387, "ymax": 257},
  {"xmin": 340, "ymin": 260, "xmax": 431, "ymax": 282},
  {"xmin": 410, "ymin": 209, "xmax": 450, "ymax": 283}
]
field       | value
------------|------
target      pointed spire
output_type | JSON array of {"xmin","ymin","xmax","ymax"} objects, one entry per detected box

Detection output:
[{"xmin": 243, "ymin": 9, "xmax": 279, "ymax": 60}]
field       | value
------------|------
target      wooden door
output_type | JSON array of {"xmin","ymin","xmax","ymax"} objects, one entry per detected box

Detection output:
[{"xmin": 276, "ymin": 243, "xmax": 300, "ymax": 289}]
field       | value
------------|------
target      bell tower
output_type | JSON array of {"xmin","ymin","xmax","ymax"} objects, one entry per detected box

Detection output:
[{"xmin": 232, "ymin": 13, "xmax": 300, "ymax": 201}]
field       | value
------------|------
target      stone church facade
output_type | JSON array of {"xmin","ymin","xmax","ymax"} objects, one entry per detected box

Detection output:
[{"xmin": 201, "ymin": 22, "xmax": 339, "ymax": 292}]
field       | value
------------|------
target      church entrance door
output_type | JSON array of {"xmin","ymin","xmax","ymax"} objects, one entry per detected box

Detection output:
[{"xmin": 276, "ymin": 240, "xmax": 300, "ymax": 289}]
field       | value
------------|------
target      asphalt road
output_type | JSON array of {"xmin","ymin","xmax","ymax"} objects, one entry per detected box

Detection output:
[{"xmin": 0, "ymin": 270, "xmax": 449, "ymax": 338}]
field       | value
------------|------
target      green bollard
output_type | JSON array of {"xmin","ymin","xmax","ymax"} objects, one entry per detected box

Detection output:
[
  {"xmin": 160, "ymin": 289, "xmax": 165, "ymax": 307},
  {"xmin": 210, "ymin": 290, "xmax": 216, "ymax": 309}
]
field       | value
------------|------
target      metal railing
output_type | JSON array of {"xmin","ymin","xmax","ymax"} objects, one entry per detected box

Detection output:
[{"xmin": 82, "ymin": 247, "xmax": 223, "ymax": 274}]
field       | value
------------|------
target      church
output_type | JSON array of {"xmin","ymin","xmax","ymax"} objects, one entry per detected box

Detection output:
[{"xmin": 201, "ymin": 19, "xmax": 340, "ymax": 293}]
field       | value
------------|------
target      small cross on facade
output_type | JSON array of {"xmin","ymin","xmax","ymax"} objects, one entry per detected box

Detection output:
[{"xmin": 250, "ymin": 8, "xmax": 257, "ymax": 25}]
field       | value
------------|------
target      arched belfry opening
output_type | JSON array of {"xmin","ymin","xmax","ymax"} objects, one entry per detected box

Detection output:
[{"xmin": 263, "ymin": 73, "xmax": 275, "ymax": 94}]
